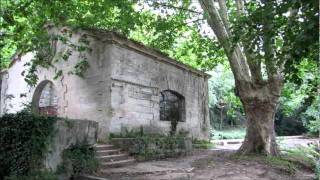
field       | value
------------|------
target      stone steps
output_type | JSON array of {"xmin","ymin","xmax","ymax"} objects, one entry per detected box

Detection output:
[
  {"xmin": 98, "ymin": 153, "xmax": 129, "ymax": 162},
  {"xmin": 94, "ymin": 143, "xmax": 135, "ymax": 169},
  {"xmin": 75, "ymin": 175, "xmax": 109, "ymax": 180},
  {"xmin": 96, "ymin": 149, "xmax": 121, "ymax": 156},
  {"xmin": 100, "ymin": 158, "xmax": 135, "ymax": 168},
  {"xmin": 94, "ymin": 144, "xmax": 115, "ymax": 151}
]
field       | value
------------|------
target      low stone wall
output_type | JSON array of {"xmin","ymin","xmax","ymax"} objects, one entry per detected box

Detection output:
[
  {"xmin": 44, "ymin": 119, "xmax": 98, "ymax": 171},
  {"xmin": 111, "ymin": 137, "xmax": 192, "ymax": 161}
]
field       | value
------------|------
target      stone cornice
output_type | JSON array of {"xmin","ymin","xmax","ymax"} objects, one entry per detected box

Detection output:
[{"xmin": 83, "ymin": 29, "xmax": 211, "ymax": 78}]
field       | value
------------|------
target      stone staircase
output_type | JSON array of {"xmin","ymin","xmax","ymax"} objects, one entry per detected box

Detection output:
[{"xmin": 95, "ymin": 143, "xmax": 135, "ymax": 169}]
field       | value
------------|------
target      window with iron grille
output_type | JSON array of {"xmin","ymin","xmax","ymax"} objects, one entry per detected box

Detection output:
[{"xmin": 159, "ymin": 90, "xmax": 185, "ymax": 122}]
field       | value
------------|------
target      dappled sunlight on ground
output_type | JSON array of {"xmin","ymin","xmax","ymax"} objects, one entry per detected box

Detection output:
[{"xmin": 98, "ymin": 146, "xmax": 315, "ymax": 180}]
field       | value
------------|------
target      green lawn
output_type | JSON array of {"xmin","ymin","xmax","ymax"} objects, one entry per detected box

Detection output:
[{"xmin": 211, "ymin": 128, "xmax": 246, "ymax": 140}]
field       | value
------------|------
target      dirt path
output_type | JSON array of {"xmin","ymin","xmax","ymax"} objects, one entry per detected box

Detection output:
[{"xmin": 98, "ymin": 150, "xmax": 315, "ymax": 180}]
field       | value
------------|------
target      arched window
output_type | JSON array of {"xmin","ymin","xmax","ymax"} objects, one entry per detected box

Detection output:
[
  {"xmin": 159, "ymin": 90, "xmax": 185, "ymax": 122},
  {"xmin": 32, "ymin": 80, "xmax": 58, "ymax": 116}
]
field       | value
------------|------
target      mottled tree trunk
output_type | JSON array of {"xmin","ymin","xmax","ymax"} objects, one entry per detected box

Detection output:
[
  {"xmin": 236, "ymin": 81, "xmax": 281, "ymax": 156},
  {"xmin": 199, "ymin": 0, "xmax": 284, "ymax": 156},
  {"xmin": 238, "ymin": 99, "xmax": 279, "ymax": 155}
]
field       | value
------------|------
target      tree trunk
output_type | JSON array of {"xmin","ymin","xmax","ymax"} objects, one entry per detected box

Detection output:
[
  {"xmin": 237, "ymin": 83, "xmax": 280, "ymax": 156},
  {"xmin": 199, "ymin": 0, "xmax": 284, "ymax": 156},
  {"xmin": 220, "ymin": 107, "xmax": 223, "ymax": 130}
]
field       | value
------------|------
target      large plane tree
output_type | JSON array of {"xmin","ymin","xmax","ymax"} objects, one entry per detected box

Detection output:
[{"xmin": 198, "ymin": 0, "xmax": 318, "ymax": 155}]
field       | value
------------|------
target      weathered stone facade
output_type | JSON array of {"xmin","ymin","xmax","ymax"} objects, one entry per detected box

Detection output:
[{"xmin": 0, "ymin": 27, "xmax": 210, "ymax": 139}]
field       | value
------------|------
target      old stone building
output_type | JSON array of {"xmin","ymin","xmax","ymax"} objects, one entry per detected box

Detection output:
[{"xmin": 0, "ymin": 27, "xmax": 210, "ymax": 139}]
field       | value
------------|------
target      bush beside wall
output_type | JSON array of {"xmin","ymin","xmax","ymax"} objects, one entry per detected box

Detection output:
[
  {"xmin": 111, "ymin": 135, "xmax": 192, "ymax": 161},
  {"xmin": 56, "ymin": 144, "xmax": 99, "ymax": 179},
  {"xmin": 0, "ymin": 109, "xmax": 99, "ymax": 180},
  {"xmin": 0, "ymin": 110, "xmax": 58, "ymax": 179}
]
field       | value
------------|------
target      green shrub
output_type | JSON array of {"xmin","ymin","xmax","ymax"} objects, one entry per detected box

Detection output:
[
  {"xmin": 5, "ymin": 170, "xmax": 58, "ymax": 180},
  {"xmin": 59, "ymin": 144, "xmax": 99, "ymax": 176},
  {"xmin": 316, "ymin": 161, "xmax": 320, "ymax": 180},
  {"xmin": 0, "ymin": 110, "xmax": 58, "ymax": 179}
]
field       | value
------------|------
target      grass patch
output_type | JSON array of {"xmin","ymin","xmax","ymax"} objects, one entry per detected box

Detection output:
[
  {"xmin": 211, "ymin": 128, "xmax": 246, "ymax": 140},
  {"xmin": 282, "ymin": 145, "xmax": 320, "ymax": 171},
  {"xmin": 232, "ymin": 154, "xmax": 297, "ymax": 175},
  {"xmin": 192, "ymin": 139, "xmax": 215, "ymax": 149},
  {"xmin": 232, "ymin": 145, "xmax": 320, "ymax": 176},
  {"xmin": 264, "ymin": 156, "xmax": 297, "ymax": 174}
]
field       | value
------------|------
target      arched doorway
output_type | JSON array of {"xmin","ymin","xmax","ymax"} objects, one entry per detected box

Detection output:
[{"xmin": 32, "ymin": 80, "xmax": 58, "ymax": 116}]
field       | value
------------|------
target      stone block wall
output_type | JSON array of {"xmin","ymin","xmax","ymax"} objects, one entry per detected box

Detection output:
[
  {"xmin": 110, "ymin": 137, "xmax": 193, "ymax": 161},
  {"xmin": 108, "ymin": 42, "xmax": 210, "ymax": 139},
  {"xmin": 44, "ymin": 119, "xmax": 98, "ymax": 171},
  {"xmin": 0, "ymin": 28, "xmax": 210, "ymax": 140}
]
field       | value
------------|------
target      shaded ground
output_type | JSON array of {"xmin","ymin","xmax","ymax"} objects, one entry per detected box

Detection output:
[{"xmin": 97, "ymin": 149, "xmax": 315, "ymax": 180}]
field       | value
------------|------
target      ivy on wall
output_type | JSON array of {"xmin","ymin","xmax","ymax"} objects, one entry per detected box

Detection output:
[
  {"xmin": 0, "ymin": 109, "xmax": 58, "ymax": 179},
  {"xmin": 57, "ymin": 144, "xmax": 99, "ymax": 178}
]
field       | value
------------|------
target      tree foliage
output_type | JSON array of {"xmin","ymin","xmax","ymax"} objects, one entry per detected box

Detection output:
[
  {"xmin": 208, "ymin": 64, "xmax": 244, "ymax": 129},
  {"xmin": 0, "ymin": 0, "xmax": 222, "ymax": 82}
]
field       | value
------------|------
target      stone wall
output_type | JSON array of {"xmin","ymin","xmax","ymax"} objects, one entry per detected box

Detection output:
[
  {"xmin": 110, "ymin": 137, "xmax": 192, "ymax": 161},
  {"xmin": 44, "ymin": 119, "xmax": 98, "ymax": 171},
  {"xmin": 0, "ymin": 27, "xmax": 210, "ymax": 140},
  {"xmin": 0, "ymin": 29, "xmax": 112, "ymax": 139},
  {"xmin": 0, "ymin": 54, "xmax": 34, "ymax": 115},
  {"xmin": 108, "ymin": 42, "xmax": 210, "ymax": 139}
]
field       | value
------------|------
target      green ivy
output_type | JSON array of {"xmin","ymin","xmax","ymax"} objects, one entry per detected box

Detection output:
[
  {"xmin": 0, "ymin": 110, "xmax": 58, "ymax": 179},
  {"xmin": 59, "ymin": 144, "xmax": 99, "ymax": 177},
  {"xmin": 5, "ymin": 170, "xmax": 58, "ymax": 180},
  {"xmin": 316, "ymin": 161, "xmax": 320, "ymax": 180}
]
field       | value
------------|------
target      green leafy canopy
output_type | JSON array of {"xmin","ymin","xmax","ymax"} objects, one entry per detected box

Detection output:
[{"xmin": 0, "ymin": 0, "xmax": 223, "ymax": 85}]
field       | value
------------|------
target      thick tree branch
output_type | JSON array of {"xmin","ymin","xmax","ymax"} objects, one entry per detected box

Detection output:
[
  {"xmin": 199, "ymin": 0, "xmax": 251, "ymax": 82},
  {"xmin": 234, "ymin": 0, "xmax": 264, "ymax": 83},
  {"xmin": 245, "ymin": 52, "xmax": 263, "ymax": 83},
  {"xmin": 235, "ymin": 0, "xmax": 245, "ymax": 16},
  {"xmin": 217, "ymin": 0, "xmax": 231, "ymax": 36}
]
